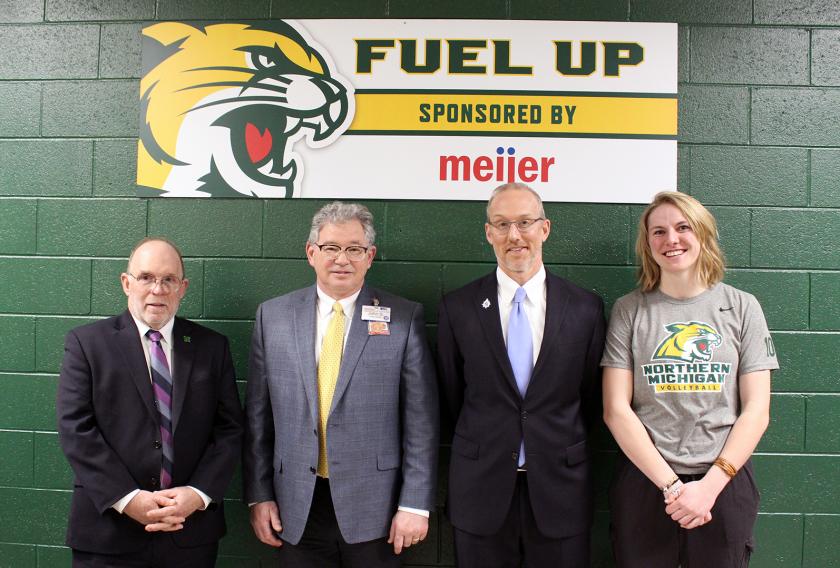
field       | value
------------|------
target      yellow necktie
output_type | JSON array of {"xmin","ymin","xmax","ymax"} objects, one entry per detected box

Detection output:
[{"xmin": 317, "ymin": 301, "xmax": 345, "ymax": 477}]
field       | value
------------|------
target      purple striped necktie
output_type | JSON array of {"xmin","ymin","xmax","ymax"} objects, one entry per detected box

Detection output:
[{"xmin": 147, "ymin": 329, "xmax": 173, "ymax": 489}]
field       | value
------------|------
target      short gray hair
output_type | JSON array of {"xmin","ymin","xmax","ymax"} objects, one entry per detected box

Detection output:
[
  {"xmin": 308, "ymin": 201, "xmax": 376, "ymax": 246},
  {"xmin": 485, "ymin": 182, "xmax": 546, "ymax": 220}
]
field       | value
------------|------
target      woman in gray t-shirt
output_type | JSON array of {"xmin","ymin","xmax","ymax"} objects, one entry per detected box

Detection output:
[{"xmin": 601, "ymin": 192, "xmax": 778, "ymax": 567}]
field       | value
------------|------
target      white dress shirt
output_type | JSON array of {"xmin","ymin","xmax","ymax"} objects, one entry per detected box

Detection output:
[
  {"xmin": 497, "ymin": 266, "xmax": 547, "ymax": 364},
  {"xmin": 315, "ymin": 286, "xmax": 359, "ymax": 365},
  {"xmin": 112, "ymin": 316, "xmax": 210, "ymax": 513}
]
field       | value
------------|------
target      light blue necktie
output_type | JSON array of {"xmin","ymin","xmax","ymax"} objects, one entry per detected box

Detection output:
[{"xmin": 507, "ymin": 286, "xmax": 533, "ymax": 467}]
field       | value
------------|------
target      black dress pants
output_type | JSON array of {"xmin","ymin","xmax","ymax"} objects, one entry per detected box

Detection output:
[
  {"xmin": 275, "ymin": 477, "xmax": 400, "ymax": 568},
  {"xmin": 72, "ymin": 536, "xmax": 217, "ymax": 567},
  {"xmin": 453, "ymin": 471, "xmax": 590, "ymax": 568}
]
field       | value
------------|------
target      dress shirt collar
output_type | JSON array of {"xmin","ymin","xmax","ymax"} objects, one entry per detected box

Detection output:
[
  {"xmin": 496, "ymin": 265, "xmax": 546, "ymax": 305},
  {"xmin": 316, "ymin": 285, "xmax": 361, "ymax": 319},
  {"xmin": 130, "ymin": 313, "xmax": 175, "ymax": 345}
]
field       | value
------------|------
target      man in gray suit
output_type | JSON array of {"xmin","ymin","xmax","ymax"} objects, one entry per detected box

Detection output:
[{"xmin": 244, "ymin": 202, "xmax": 439, "ymax": 567}]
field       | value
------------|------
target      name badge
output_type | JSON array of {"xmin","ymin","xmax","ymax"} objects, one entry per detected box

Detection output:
[
  {"xmin": 361, "ymin": 305, "xmax": 391, "ymax": 322},
  {"xmin": 368, "ymin": 321, "xmax": 390, "ymax": 335}
]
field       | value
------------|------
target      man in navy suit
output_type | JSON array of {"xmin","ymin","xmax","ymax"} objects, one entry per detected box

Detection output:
[
  {"xmin": 57, "ymin": 237, "xmax": 243, "ymax": 567},
  {"xmin": 437, "ymin": 183, "xmax": 605, "ymax": 567}
]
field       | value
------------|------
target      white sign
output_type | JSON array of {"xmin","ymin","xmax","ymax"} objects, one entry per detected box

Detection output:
[{"xmin": 138, "ymin": 19, "xmax": 677, "ymax": 202}]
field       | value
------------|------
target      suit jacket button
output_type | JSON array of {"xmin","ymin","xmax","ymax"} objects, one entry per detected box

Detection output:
[
  {"xmin": 521, "ymin": 411, "xmax": 528, "ymax": 421},
  {"xmin": 153, "ymin": 440, "xmax": 162, "ymax": 449},
  {"xmin": 151, "ymin": 476, "xmax": 158, "ymax": 487},
  {"xmin": 511, "ymin": 452, "xmax": 518, "ymax": 461},
  {"xmin": 309, "ymin": 467, "xmax": 316, "ymax": 474}
]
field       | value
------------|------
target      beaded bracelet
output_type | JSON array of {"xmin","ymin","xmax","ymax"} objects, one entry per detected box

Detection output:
[
  {"xmin": 713, "ymin": 457, "xmax": 738, "ymax": 478},
  {"xmin": 661, "ymin": 475, "xmax": 682, "ymax": 498},
  {"xmin": 663, "ymin": 479, "xmax": 683, "ymax": 499},
  {"xmin": 661, "ymin": 475, "xmax": 679, "ymax": 492}
]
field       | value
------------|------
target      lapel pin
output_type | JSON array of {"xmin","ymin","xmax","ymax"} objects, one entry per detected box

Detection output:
[
  {"xmin": 482, "ymin": 298, "xmax": 491, "ymax": 309},
  {"xmin": 183, "ymin": 336, "xmax": 191, "ymax": 343},
  {"xmin": 368, "ymin": 321, "xmax": 390, "ymax": 335}
]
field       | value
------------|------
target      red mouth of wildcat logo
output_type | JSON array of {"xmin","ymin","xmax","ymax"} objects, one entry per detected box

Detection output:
[
  {"xmin": 698, "ymin": 342, "xmax": 707, "ymax": 351},
  {"xmin": 246, "ymin": 123, "xmax": 273, "ymax": 163}
]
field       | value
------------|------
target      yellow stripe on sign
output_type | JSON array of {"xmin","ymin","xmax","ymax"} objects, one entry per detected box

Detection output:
[
  {"xmin": 350, "ymin": 93, "xmax": 677, "ymax": 136},
  {"xmin": 655, "ymin": 384, "xmax": 722, "ymax": 393}
]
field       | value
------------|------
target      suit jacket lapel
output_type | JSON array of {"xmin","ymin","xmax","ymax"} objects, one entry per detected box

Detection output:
[
  {"xmin": 329, "ymin": 284, "xmax": 372, "ymax": 415},
  {"xmin": 531, "ymin": 271, "xmax": 570, "ymax": 381},
  {"xmin": 476, "ymin": 273, "xmax": 520, "ymax": 396},
  {"xmin": 113, "ymin": 311, "xmax": 157, "ymax": 420},
  {"xmin": 171, "ymin": 318, "xmax": 195, "ymax": 433},
  {"xmin": 294, "ymin": 286, "xmax": 319, "ymax": 431}
]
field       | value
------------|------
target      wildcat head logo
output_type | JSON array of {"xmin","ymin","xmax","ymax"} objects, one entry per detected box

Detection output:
[
  {"xmin": 138, "ymin": 21, "xmax": 353, "ymax": 197},
  {"xmin": 652, "ymin": 322, "xmax": 722, "ymax": 363}
]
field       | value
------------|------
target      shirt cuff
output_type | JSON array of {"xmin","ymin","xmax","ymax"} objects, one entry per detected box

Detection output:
[
  {"xmin": 112, "ymin": 489, "xmax": 140, "ymax": 513},
  {"xmin": 188, "ymin": 486, "xmax": 212, "ymax": 510},
  {"xmin": 398, "ymin": 506, "xmax": 429, "ymax": 518}
]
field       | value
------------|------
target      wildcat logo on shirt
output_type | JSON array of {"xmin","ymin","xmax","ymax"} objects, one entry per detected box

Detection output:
[
  {"xmin": 138, "ymin": 21, "xmax": 353, "ymax": 198},
  {"xmin": 642, "ymin": 322, "xmax": 730, "ymax": 393}
]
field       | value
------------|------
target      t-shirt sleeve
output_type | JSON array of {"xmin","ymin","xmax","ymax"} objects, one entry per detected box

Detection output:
[
  {"xmin": 738, "ymin": 293, "xmax": 780, "ymax": 374},
  {"xmin": 601, "ymin": 296, "xmax": 634, "ymax": 370}
]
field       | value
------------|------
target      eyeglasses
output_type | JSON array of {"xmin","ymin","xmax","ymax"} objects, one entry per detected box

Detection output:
[
  {"xmin": 487, "ymin": 218, "xmax": 545, "ymax": 234},
  {"xmin": 127, "ymin": 272, "xmax": 184, "ymax": 292},
  {"xmin": 314, "ymin": 244, "xmax": 370, "ymax": 261}
]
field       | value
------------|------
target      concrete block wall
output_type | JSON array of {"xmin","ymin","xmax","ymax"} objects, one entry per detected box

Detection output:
[{"xmin": 0, "ymin": 0, "xmax": 838, "ymax": 566}]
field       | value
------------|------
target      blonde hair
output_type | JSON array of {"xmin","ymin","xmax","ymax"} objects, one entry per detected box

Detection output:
[{"xmin": 635, "ymin": 192, "xmax": 725, "ymax": 292}]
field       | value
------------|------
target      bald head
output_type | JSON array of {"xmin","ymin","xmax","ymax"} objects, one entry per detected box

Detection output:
[{"xmin": 127, "ymin": 237, "xmax": 185, "ymax": 277}]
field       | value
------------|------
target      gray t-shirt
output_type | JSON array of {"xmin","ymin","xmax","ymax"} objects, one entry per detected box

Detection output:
[{"xmin": 601, "ymin": 283, "xmax": 779, "ymax": 474}]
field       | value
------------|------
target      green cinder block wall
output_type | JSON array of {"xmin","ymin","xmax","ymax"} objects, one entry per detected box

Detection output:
[{"xmin": 1, "ymin": 1, "xmax": 838, "ymax": 566}]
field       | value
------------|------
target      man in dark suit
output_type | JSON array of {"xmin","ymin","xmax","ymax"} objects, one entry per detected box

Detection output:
[
  {"xmin": 57, "ymin": 237, "xmax": 244, "ymax": 567},
  {"xmin": 437, "ymin": 183, "xmax": 605, "ymax": 567},
  {"xmin": 244, "ymin": 201, "xmax": 439, "ymax": 567}
]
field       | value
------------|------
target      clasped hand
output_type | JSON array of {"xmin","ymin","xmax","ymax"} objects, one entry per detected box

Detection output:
[
  {"xmin": 123, "ymin": 487, "xmax": 204, "ymax": 532},
  {"xmin": 664, "ymin": 480, "xmax": 715, "ymax": 529}
]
